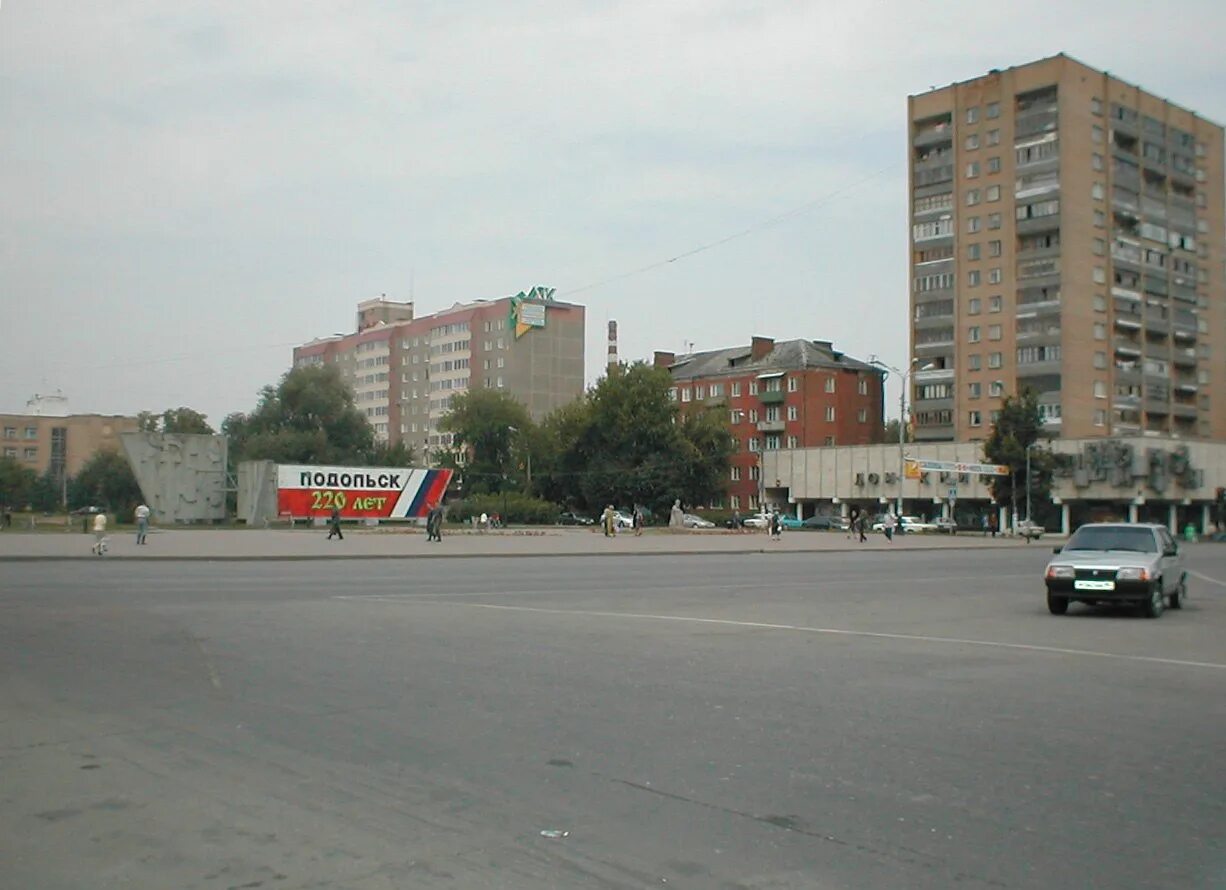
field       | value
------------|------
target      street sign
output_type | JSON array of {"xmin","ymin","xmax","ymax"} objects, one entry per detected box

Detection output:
[{"xmin": 906, "ymin": 458, "xmax": 1009, "ymax": 477}]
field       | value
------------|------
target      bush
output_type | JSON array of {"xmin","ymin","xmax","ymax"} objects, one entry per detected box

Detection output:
[{"xmin": 447, "ymin": 493, "xmax": 559, "ymax": 525}]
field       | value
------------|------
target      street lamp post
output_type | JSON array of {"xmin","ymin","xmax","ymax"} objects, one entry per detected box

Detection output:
[
  {"xmin": 870, "ymin": 356, "xmax": 930, "ymax": 517},
  {"xmin": 1025, "ymin": 441, "xmax": 1041, "ymax": 523}
]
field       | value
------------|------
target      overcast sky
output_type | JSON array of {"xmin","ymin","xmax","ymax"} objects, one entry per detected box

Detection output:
[{"xmin": 2, "ymin": 1, "xmax": 1224, "ymax": 425}]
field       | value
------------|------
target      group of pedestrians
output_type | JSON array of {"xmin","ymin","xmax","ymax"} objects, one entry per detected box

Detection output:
[{"xmin": 88, "ymin": 502, "xmax": 152, "ymax": 555}]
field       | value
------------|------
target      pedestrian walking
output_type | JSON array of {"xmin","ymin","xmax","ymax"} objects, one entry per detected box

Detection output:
[
  {"xmin": 731, "ymin": 508, "xmax": 741, "ymax": 533},
  {"xmin": 883, "ymin": 511, "xmax": 896, "ymax": 542},
  {"xmin": 769, "ymin": 511, "xmax": 782, "ymax": 541},
  {"xmin": 134, "ymin": 502, "xmax": 150, "ymax": 544},
  {"xmin": 426, "ymin": 502, "xmax": 443, "ymax": 541},
  {"xmin": 91, "ymin": 511, "xmax": 108, "ymax": 556},
  {"xmin": 988, "ymin": 512, "xmax": 998, "ymax": 539},
  {"xmin": 327, "ymin": 506, "xmax": 343, "ymax": 540},
  {"xmin": 856, "ymin": 514, "xmax": 867, "ymax": 544},
  {"xmin": 981, "ymin": 514, "xmax": 990, "ymax": 536},
  {"xmin": 632, "ymin": 506, "xmax": 644, "ymax": 536},
  {"xmin": 602, "ymin": 505, "xmax": 615, "ymax": 537}
]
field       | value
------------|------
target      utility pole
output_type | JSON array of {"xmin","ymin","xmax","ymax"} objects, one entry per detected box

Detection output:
[{"xmin": 870, "ymin": 356, "xmax": 932, "ymax": 517}]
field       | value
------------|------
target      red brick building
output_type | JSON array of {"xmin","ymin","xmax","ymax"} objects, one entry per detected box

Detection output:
[{"xmin": 654, "ymin": 337, "xmax": 885, "ymax": 512}]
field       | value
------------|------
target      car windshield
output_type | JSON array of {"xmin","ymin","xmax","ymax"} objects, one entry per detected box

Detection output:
[{"xmin": 1065, "ymin": 526, "xmax": 1158, "ymax": 553}]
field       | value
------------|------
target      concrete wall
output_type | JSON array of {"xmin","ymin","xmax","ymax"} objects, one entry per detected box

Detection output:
[{"xmin": 120, "ymin": 432, "xmax": 228, "ymax": 523}]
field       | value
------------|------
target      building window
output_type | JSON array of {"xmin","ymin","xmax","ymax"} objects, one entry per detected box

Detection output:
[
  {"xmin": 695, "ymin": 386, "xmax": 705, "ymax": 400},
  {"xmin": 824, "ymin": 377, "xmax": 835, "ymax": 393},
  {"xmin": 986, "ymin": 185, "xmax": 1000, "ymax": 202},
  {"xmin": 731, "ymin": 382, "xmax": 741, "ymax": 397},
  {"xmin": 969, "ymin": 410, "xmax": 982, "ymax": 427},
  {"xmin": 967, "ymin": 243, "xmax": 981, "ymax": 261},
  {"xmin": 968, "ymin": 354, "xmax": 982, "ymax": 371},
  {"xmin": 1093, "ymin": 381, "xmax": 1107, "ymax": 398},
  {"xmin": 748, "ymin": 438, "xmax": 760, "ymax": 453},
  {"xmin": 966, "ymin": 161, "xmax": 980, "ymax": 178},
  {"xmin": 966, "ymin": 106, "xmax": 979, "ymax": 124},
  {"xmin": 965, "ymin": 134, "xmax": 980, "ymax": 151},
  {"xmin": 986, "ymin": 101, "xmax": 1000, "ymax": 119},
  {"xmin": 988, "ymin": 352, "xmax": 1003, "ymax": 369},
  {"xmin": 787, "ymin": 405, "xmax": 798, "ymax": 421},
  {"xmin": 986, "ymin": 129, "xmax": 1000, "ymax": 146},
  {"xmin": 1092, "ymin": 153, "xmax": 1104, "ymax": 171},
  {"xmin": 858, "ymin": 378, "xmax": 869, "ymax": 395},
  {"xmin": 969, "ymin": 382, "xmax": 981, "ymax": 399},
  {"xmin": 988, "ymin": 268, "xmax": 1002, "ymax": 284},
  {"xmin": 989, "ymin": 295, "xmax": 1002, "ymax": 312},
  {"xmin": 987, "ymin": 156, "xmax": 1001, "ymax": 174},
  {"xmin": 824, "ymin": 406, "xmax": 836, "ymax": 422},
  {"xmin": 23, "ymin": 448, "xmax": 36, "ymax": 459},
  {"xmin": 731, "ymin": 466, "xmax": 741, "ymax": 481},
  {"xmin": 1093, "ymin": 351, "xmax": 1107, "ymax": 369},
  {"xmin": 968, "ymin": 325, "xmax": 981, "ymax": 342},
  {"xmin": 497, "ymin": 357, "xmax": 505, "ymax": 368},
  {"xmin": 1093, "ymin": 322, "xmax": 1106, "ymax": 340},
  {"xmin": 987, "ymin": 213, "xmax": 1001, "ymax": 230},
  {"xmin": 787, "ymin": 435, "xmax": 798, "ymax": 448},
  {"xmin": 681, "ymin": 387, "xmax": 691, "ymax": 402},
  {"xmin": 988, "ymin": 324, "xmax": 1002, "ymax": 340},
  {"xmin": 966, "ymin": 189, "xmax": 981, "ymax": 206},
  {"xmin": 749, "ymin": 381, "xmax": 759, "ymax": 396},
  {"xmin": 857, "ymin": 408, "xmax": 868, "ymax": 423},
  {"xmin": 710, "ymin": 383, "xmax": 722, "ymax": 398},
  {"xmin": 1091, "ymin": 96, "xmax": 1103, "ymax": 115},
  {"xmin": 1093, "ymin": 267, "xmax": 1106, "ymax": 284},
  {"xmin": 1091, "ymin": 182, "xmax": 1104, "ymax": 200},
  {"xmin": 730, "ymin": 495, "xmax": 740, "ymax": 510},
  {"xmin": 729, "ymin": 409, "xmax": 740, "ymax": 423},
  {"xmin": 787, "ymin": 377, "xmax": 798, "ymax": 393},
  {"xmin": 968, "ymin": 270, "xmax": 981, "ymax": 287},
  {"xmin": 1092, "ymin": 125, "xmax": 1104, "ymax": 143},
  {"xmin": 988, "ymin": 239, "xmax": 1002, "ymax": 257},
  {"xmin": 24, "ymin": 427, "xmax": 37, "ymax": 439},
  {"xmin": 1093, "ymin": 409, "xmax": 1107, "ymax": 427},
  {"xmin": 749, "ymin": 409, "xmax": 759, "ymax": 423},
  {"xmin": 2, "ymin": 427, "xmax": 14, "ymax": 439},
  {"xmin": 3, "ymin": 448, "xmax": 16, "ymax": 457},
  {"xmin": 765, "ymin": 434, "xmax": 780, "ymax": 450},
  {"xmin": 968, "ymin": 297, "xmax": 981, "ymax": 314},
  {"xmin": 967, "ymin": 216, "xmax": 981, "ymax": 234},
  {"xmin": 1092, "ymin": 238, "xmax": 1106, "ymax": 256},
  {"xmin": 989, "ymin": 381, "xmax": 1004, "ymax": 397}
]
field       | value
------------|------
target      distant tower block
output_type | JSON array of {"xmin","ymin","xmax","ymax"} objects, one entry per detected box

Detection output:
[{"xmin": 607, "ymin": 320, "xmax": 619, "ymax": 372}]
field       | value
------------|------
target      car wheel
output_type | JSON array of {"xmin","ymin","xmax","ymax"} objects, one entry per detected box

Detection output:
[
  {"xmin": 1142, "ymin": 582, "xmax": 1165, "ymax": 619},
  {"xmin": 1169, "ymin": 576, "xmax": 1187, "ymax": 610},
  {"xmin": 1046, "ymin": 591, "xmax": 1069, "ymax": 615}
]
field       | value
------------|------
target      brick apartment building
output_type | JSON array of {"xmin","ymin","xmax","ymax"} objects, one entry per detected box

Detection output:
[
  {"xmin": 1, "ymin": 403, "xmax": 140, "ymax": 491},
  {"xmin": 654, "ymin": 337, "xmax": 885, "ymax": 512},
  {"xmin": 293, "ymin": 291, "xmax": 585, "ymax": 459},
  {"xmin": 908, "ymin": 54, "xmax": 1224, "ymax": 442}
]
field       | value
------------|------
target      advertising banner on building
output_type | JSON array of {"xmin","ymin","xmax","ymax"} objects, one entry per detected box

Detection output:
[{"xmin": 276, "ymin": 464, "xmax": 452, "ymax": 519}]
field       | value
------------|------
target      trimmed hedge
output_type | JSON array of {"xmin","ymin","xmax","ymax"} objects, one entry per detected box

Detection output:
[{"xmin": 446, "ymin": 494, "xmax": 559, "ymax": 525}]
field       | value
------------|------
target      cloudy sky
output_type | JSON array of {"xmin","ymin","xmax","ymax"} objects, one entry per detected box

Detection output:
[{"xmin": 2, "ymin": 1, "xmax": 1224, "ymax": 425}]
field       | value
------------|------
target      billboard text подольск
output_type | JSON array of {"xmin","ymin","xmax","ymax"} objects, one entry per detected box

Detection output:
[{"xmin": 276, "ymin": 464, "xmax": 452, "ymax": 519}]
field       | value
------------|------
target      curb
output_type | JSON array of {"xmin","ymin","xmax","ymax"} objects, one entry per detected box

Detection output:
[{"xmin": 0, "ymin": 542, "xmax": 1039, "ymax": 563}]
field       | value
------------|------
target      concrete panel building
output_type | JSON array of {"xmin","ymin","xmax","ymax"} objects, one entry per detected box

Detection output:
[
  {"xmin": 294, "ymin": 290, "xmax": 585, "ymax": 458},
  {"xmin": 0, "ymin": 410, "xmax": 140, "ymax": 484},
  {"xmin": 908, "ymin": 54, "xmax": 1224, "ymax": 442}
]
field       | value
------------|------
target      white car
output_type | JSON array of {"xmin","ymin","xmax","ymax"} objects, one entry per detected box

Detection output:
[
  {"xmin": 682, "ymin": 513, "xmax": 716, "ymax": 529},
  {"xmin": 614, "ymin": 511, "xmax": 635, "ymax": 529},
  {"xmin": 741, "ymin": 513, "xmax": 771, "ymax": 529},
  {"xmin": 872, "ymin": 515, "xmax": 937, "ymax": 533}
]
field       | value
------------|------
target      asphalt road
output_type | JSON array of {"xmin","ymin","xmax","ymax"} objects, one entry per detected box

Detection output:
[{"xmin": 2, "ymin": 547, "xmax": 1224, "ymax": 889}]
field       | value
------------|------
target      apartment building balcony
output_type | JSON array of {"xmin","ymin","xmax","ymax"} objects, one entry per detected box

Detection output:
[
  {"xmin": 914, "ymin": 423, "xmax": 955, "ymax": 442},
  {"xmin": 1016, "ymin": 214, "xmax": 1061, "ymax": 236},
  {"xmin": 1114, "ymin": 313, "xmax": 1142, "ymax": 331},
  {"xmin": 1174, "ymin": 379, "xmax": 1199, "ymax": 395},
  {"xmin": 1173, "ymin": 325, "xmax": 1197, "ymax": 343},
  {"xmin": 1114, "ymin": 367, "xmax": 1142, "ymax": 386},
  {"xmin": 1172, "ymin": 347, "xmax": 1197, "ymax": 367},
  {"xmin": 913, "ymin": 366, "xmax": 955, "ymax": 383},
  {"xmin": 1144, "ymin": 318, "xmax": 1170, "ymax": 337},
  {"xmin": 1113, "ymin": 337, "xmax": 1142, "ymax": 358},
  {"xmin": 1113, "ymin": 394, "xmax": 1142, "ymax": 410},
  {"xmin": 1145, "ymin": 399, "xmax": 1171, "ymax": 416},
  {"xmin": 756, "ymin": 420, "xmax": 785, "ymax": 433},
  {"xmin": 913, "ymin": 124, "xmax": 953, "ymax": 149},
  {"xmin": 757, "ymin": 389, "xmax": 785, "ymax": 405},
  {"xmin": 1017, "ymin": 360, "xmax": 1062, "ymax": 377}
]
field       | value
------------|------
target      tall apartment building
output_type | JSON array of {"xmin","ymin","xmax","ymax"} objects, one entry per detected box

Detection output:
[
  {"xmin": 655, "ymin": 337, "xmax": 885, "ymax": 512},
  {"xmin": 908, "ymin": 54, "xmax": 1224, "ymax": 442},
  {"xmin": 294, "ymin": 291, "xmax": 585, "ymax": 456}
]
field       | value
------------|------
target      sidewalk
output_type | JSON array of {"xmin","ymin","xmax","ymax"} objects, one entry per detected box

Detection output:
[{"xmin": 0, "ymin": 526, "xmax": 1045, "ymax": 561}]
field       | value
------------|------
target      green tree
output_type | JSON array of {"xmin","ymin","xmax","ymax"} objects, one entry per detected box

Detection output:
[
  {"xmin": 137, "ymin": 407, "xmax": 214, "ymax": 434},
  {"xmin": 440, "ymin": 389, "xmax": 533, "ymax": 494},
  {"xmin": 226, "ymin": 365, "xmax": 374, "ymax": 465},
  {"xmin": 528, "ymin": 398, "xmax": 592, "ymax": 506},
  {"xmin": 368, "ymin": 439, "xmax": 417, "ymax": 467},
  {"xmin": 674, "ymin": 406, "xmax": 738, "ymax": 508},
  {"xmin": 883, "ymin": 418, "xmax": 912, "ymax": 445},
  {"xmin": 0, "ymin": 456, "xmax": 37, "ymax": 510},
  {"xmin": 29, "ymin": 470, "xmax": 63, "ymax": 512},
  {"xmin": 983, "ymin": 388, "xmax": 1055, "ymax": 523},
  {"xmin": 69, "ymin": 449, "xmax": 143, "ymax": 518}
]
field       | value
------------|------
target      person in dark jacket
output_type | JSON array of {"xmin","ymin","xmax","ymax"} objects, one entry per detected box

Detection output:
[
  {"xmin": 327, "ymin": 507, "xmax": 343, "ymax": 540},
  {"xmin": 426, "ymin": 503, "xmax": 443, "ymax": 542}
]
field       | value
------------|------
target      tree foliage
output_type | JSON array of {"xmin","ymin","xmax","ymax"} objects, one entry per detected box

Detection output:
[
  {"xmin": 69, "ymin": 449, "xmax": 143, "ymax": 517},
  {"xmin": 225, "ymin": 365, "xmax": 375, "ymax": 465},
  {"xmin": 518, "ymin": 363, "xmax": 734, "ymax": 514},
  {"xmin": 137, "ymin": 407, "xmax": 214, "ymax": 434},
  {"xmin": 983, "ymin": 387, "xmax": 1055, "ymax": 518},
  {"xmin": 0, "ymin": 456, "xmax": 37, "ymax": 509},
  {"xmin": 439, "ymin": 388, "xmax": 532, "ymax": 494}
]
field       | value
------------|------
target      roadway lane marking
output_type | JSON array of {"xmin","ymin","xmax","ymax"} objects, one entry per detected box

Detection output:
[
  {"xmin": 1188, "ymin": 569, "xmax": 1226, "ymax": 589},
  {"xmin": 377, "ymin": 601, "xmax": 1226, "ymax": 671}
]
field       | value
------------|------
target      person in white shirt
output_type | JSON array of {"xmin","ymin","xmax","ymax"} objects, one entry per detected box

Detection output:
[
  {"xmin": 135, "ymin": 503, "xmax": 151, "ymax": 544},
  {"xmin": 91, "ymin": 512, "xmax": 108, "ymax": 556}
]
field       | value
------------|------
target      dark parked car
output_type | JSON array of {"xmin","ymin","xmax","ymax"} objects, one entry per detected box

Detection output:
[
  {"xmin": 557, "ymin": 511, "xmax": 595, "ymax": 526},
  {"xmin": 801, "ymin": 514, "xmax": 848, "ymax": 531},
  {"xmin": 1044, "ymin": 522, "xmax": 1187, "ymax": 618}
]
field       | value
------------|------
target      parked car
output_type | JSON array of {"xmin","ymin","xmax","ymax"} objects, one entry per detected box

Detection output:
[
  {"xmin": 741, "ymin": 513, "xmax": 771, "ymax": 529},
  {"xmin": 613, "ymin": 510, "xmax": 635, "ymax": 529},
  {"xmin": 871, "ymin": 515, "xmax": 936, "ymax": 533},
  {"xmin": 682, "ymin": 513, "xmax": 716, "ymax": 529},
  {"xmin": 1017, "ymin": 519, "xmax": 1045, "ymax": 540},
  {"xmin": 933, "ymin": 517, "xmax": 958, "ymax": 534},
  {"xmin": 779, "ymin": 515, "xmax": 805, "ymax": 530},
  {"xmin": 557, "ymin": 511, "xmax": 594, "ymax": 526},
  {"xmin": 800, "ymin": 514, "xmax": 844, "ymax": 531},
  {"xmin": 1044, "ymin": 522, "xmax": 1187, "ymax": 618}
]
